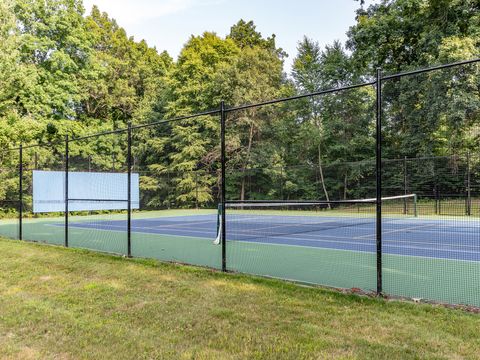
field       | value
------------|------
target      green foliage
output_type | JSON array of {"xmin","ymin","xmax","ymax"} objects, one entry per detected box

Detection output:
[
  {"xmin": 346, "ymin": 0, "xmax": 480, "ymax": 160},
  {"xmin": 0, "ymin": 0, "xmax": 478, "ymax": 208},
  {"xmin": 13, "ymin": 0, "xmax": 90, "ymax": 120}
]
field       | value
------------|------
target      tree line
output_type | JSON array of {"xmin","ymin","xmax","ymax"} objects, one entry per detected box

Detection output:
[{"xmin": 0, "ymin": 0, "xmax": 479, "ymax": 209}]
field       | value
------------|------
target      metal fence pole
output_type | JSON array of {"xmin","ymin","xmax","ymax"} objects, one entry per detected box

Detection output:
[
  {"xmin": 19, "ymin": 144, "xmax": 23, "ymax": 240},
  {"xmin": 127, "ymin": 122, "xmax": 132, "ymax": 257},
  {"xmin": 466, "ymin": 151, "xmax": 471, "ymax": 216},
  {"xmin": 433, "ymin": 162, "xmax": 438, "ymax": 215},
  {"xmin": 220, "ymin": 101, "xmax": 227, "ymax": 272},
  {"xmin": 65, "ymin": 135, "xmax": 69, "ymax": 248},
  {"xmin": 195, "ymin": 171, "xmax": 199, "ymax": 209},
  {"xmin": 403, "ymin": 156, "xmax": 407, "ymax": 214},
  {"xmin": 375, "ymin": 69, "xmax": 383, "ymax": 295},
  {"xmin": 280, "ymin": 167, "xmax": 284, "ymax": 200}
]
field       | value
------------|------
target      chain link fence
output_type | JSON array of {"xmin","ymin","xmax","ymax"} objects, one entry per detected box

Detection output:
[{"xmin": 0, "ymin": 58, "xmax": 479, "ymax": 308}]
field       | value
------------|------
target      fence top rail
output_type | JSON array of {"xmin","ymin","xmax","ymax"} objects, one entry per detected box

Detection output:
[
  {"xmin": 132, "ymin": 109, "xmax": 221, "ymax": 131},
  {"xmin": 1, "ymin": 58, "xmax": 478, "ymax": 153},
  {"xmin": 68, "ymin": 127, "xmax": 129, "ymax": 143},
  {"xmin": 381, "ymin": 58, "xmax": 480, "ymax": 81},
  {"xmin": 225, "ymin": 81, "xmax": 376, "ymax": 112},
  {"xmin": 16, "ymin": 140, "xmax": 63, "ymax": 152}
]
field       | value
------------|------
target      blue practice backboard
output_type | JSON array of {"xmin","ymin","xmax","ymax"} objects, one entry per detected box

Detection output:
[{"xmin": 33, "ymin": 170, "xmax": 140, "ymax": 213}]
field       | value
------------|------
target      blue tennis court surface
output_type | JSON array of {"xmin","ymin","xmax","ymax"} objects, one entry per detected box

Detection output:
[{"xmin": 65, "ymin": 214, "xmax": 480, "ymax": 262}]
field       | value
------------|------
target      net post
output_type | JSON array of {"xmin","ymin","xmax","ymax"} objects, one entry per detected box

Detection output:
[
  {"xmin": 466, "ymin": 151, "xmax": 471, "ymax": 216},
  {"xmin": 413, "ymin": 194, "xmax": 418, "ymax": 217},
  {"xmin": 220, "ymin": 101, "xmax": 227, "ymax": 272},
  {"xmin": 216, "ymin": 203, "xmax": 222, "ymax": 236},
  {"xmin": 375, "ymin": 68, "xmax": 383, "ymax": 295},
  {"xmin": 127, "ymin": 122, "xmax": 132, "ymax": 257},
  {"xmin": 19, "ymin": 144, "xmax": 23, "ymax": 240},
  {"xmin": 65, "ymin": 135, "xmax": 69, "ymax": 248}
]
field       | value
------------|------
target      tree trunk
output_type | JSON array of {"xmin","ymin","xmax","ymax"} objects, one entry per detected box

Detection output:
[
  {"xmin": 240, "ymin": 122, "xmax": 255, "ymax": 201},
  {"xmin": 240, "ymin": 175, "xmax": 246, "ymax": 202},
  {"xmin": 318, "ymin": 145, "xmax": 330, "ymax": 208},
  {"xmin": 343, "ymin": 172, "xmax": 348, "ymax": 200}
]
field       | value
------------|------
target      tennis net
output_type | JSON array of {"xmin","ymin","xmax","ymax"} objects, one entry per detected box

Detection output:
[{"xmin": 214, "ymin": 194, "xmax": 417, "ymax": 244}]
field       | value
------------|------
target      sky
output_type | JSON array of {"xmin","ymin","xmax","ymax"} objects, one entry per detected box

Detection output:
[{"xmin": 82, "ymin": 0, "xmax": 377, "ymax": 73}]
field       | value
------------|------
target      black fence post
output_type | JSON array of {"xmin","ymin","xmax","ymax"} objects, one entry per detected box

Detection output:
[
  {"xmin": 65, "ymin": 135, "xmax": 69, "ymax": 248},
  {"xmin": 167, "ymin": 172, "xmax": 171, "ymax": 209},
  {"xmin": 375, "ymin": 68, "xmax": 383, "ymax": 295},
  {"xmin": 466, "ymin": 151, "xmax": 471, "ymax": 216},
  {"xmin": 403, "ymin": 156, "xmax": 407, "ymax": 214},
  {"xmin": 19, "ymin": 144, "xmax": 23, "ymax": 240},
  {"xmin": 127, "ymin": 122, "xmax": 132, "ymax": 257},
  {"xmin": 433, "ymin": 162, "xmax": 439, "ymax": 215},
  {"xmin": 195, "ymin": 171, "xmax": 199, "ymax": 209},
  {"xmin": 220, "ymin": 101, "xmax": 227, "ymax": 272},
  {"xmin": 280, "ymin": 167, "xmax": 284, "ymax": 200}
]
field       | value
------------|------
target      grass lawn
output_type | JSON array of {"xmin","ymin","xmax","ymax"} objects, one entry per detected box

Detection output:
[{"xmin": 0, "ymin": 239, "xmax": 479, "ymax": 359}]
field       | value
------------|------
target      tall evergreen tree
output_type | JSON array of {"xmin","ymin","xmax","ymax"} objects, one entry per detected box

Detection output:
[{"xmin": 292, "ymin": 38, "xmax": 375, "ymax": 200}]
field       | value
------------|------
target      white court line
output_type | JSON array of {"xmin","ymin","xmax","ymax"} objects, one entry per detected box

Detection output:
[
  {"xmin": 67, "ymin": 218, "xmax": 480, "ymax": 253},
  {"xmin": 387, "ymin": 227, "xmax": 480, "ymax": 235},
  {"xmin": 69, "ymin": 218, "xmax": 217, "ymax": 230},
  {"xmin": 230, "ymin": 215, "xmax": 480, "ymax": 234},
  {"xmin": 64, "ymin": 223, "xmax": 480, "ymax": 256},
  {"xmin": 229, "ymin": 233, "xmax": 480, "ymax": 256},
  {"xmin": 133, "ymin": 216, "xmax": 214, "ymax": 222},
  {"xmin": 232, "ymin": 215, "xmax": 480, "ymax": 231},
  {"xmin": 69, "ymin": 223, "xmax": 214, "ymax": 237},
  {"xmin": 147, "ymin": 219, "xmax": 216, "ymax": 229},
  {"xmin": 229, "ymin": 220, "xmax": 374, "ymax": 233},
  {"xmin": 226, "ymin": 224, "xmax": 480, "ymax": 245},
  {"xmin": 356, "ymin": 224, "xmax": 435, "ymax": 238},
  {"xmin": 237, "ymin": 222, "xmax": 480, "ymax": 237},
  {"xmin": 226, "ymin": 228, "xmax": 480, "ymax": 251},
  {"xmin": 230, "ymin": 231, "xmax": 480, "ymax": 255},
  {"xmin": 227, "ymin": 238, "xmax": 480, "ymax": 264},
  {"xmin": 70, "ymin": 221, "xmax": 480, "ymax": 251}
]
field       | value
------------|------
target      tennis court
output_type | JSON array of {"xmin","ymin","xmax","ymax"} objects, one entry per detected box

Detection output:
[
  {"xmin": 62, "ymin": 212, "xmax": 480, "ymax": 262},
  {"xmin": 1, "ymin": 202, "xmax": 480, "ymax": 307}
]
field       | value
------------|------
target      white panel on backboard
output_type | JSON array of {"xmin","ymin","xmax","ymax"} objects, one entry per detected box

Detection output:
[{"xmin": 33, "ymin": 170, "xmax": 140, "ymax": 213}]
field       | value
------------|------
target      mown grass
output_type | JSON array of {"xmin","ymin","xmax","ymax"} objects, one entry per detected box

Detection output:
[{"xmin": 0, "ymin": 239, "xmax": 479, "ymax": 360}]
